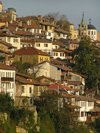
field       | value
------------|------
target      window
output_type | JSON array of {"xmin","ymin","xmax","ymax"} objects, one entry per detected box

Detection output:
[
  {"xmin": 81, "ymin": 101, "xmax": 85, "ymax": 107},
  {"xmin": 30, "ymin": 98, "xmax": 33, "ymax": 104},
  {"xmin": 50, "ymin": 26, "xmax": 52, "ymax": 29},
  {"xmin": 29, "ymin": 87, "xmax": 32, "ymax": 93},
  {"xmin": 88, "ymin": 102, "xmax": 93, "ymax": 106},
  {"xmin": 7, "ymin": 37, "xmax": 11, "ymax": 42},
  {"xmin": 58, "ymin": 34, "xmax": 60, "ymax": 37},
  {"xmin": 37, "ymin": 29, "xmax": 39, "ymax": 33},
  {"xmin": 56, "ymin": 53, "xmax": 58, "ymax": 56},
  {"xmin": 48, "ymin": 32, "xmax": 51, "ymax": 36},
  {"xmin": 36, "ymin": 44, "xmax": 40, "ymax": 47},
  {"xmin": 81, "ymin": 112, "xmax": 84, "ymax": 117},
  {"xmin": 40, "ymin": 57, "xmax": 43, "ymax": 62},
  {"xmin": 22, "ymin": 86, "xmax": 25, "ymax": 93},
  {"xmin": 13, "ymin": 39, "xmax": 18, "ymax": 43},
  {"xmin": 34, "ymin": 29, "xmax": 36, "ymax": 33},
  {"xmin": 44, "ymin": 44, "xmax": 48, "ymax": 47}
]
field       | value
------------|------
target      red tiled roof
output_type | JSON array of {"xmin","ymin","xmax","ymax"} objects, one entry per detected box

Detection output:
[
  {"xmin": 54, "ymin": 29, "xmax": 70, "ymax": 34},
  {"xmin": 0, "ymin": 64, "xmax": 15, "ymax": 70},
  {"xmin": 0, "ymin": 40, "xmax": 16, "ymax": 48},
  {"xmin": 21, "ymin": 39, "xmax": 35, "ymax": 43},
  {"xmin": 56, "ymin": 65, "xmax": 73, "ymax": 72},
  {"xmin": 16, "ymin": 75, "xmax": 40, "ymax": 85},
  {"xmin": 62, "ymin": 93, "xmax": 77, "ymax": 98},
  {"xmin": 14, "ymin": 47, "xmax": 50, "ymax": 56},
  {"xmin": 53, "ymin": 40, "xmax": 66, "ymax": 45},
  {"xmin": 48, "ymin": 83, "xmax": 73, "ymax": 90},
  {"xmin": 67, "ymin": 81, "xmax": 83, "ymax": 85},
  {"xmin": 35, "ymin": 38, "xmax": 51, "ymax": 43},
  {"xmin": 14, "ymin": 30, "xmax": 33, "ymax": 36},
  {"xmin": 70, "ymin": 40, "xmax": 79, "ymax": 44},
  {"xmin": 23, "ymin": 22, "xmax": 42, "ymax": 29},
  {"xmin": 53, "ymin": 49, "xmax": 72, "ymax": 53},
  {"xmin": 0, "ymin": 32, "xmax": 20, "ymax": 38}
]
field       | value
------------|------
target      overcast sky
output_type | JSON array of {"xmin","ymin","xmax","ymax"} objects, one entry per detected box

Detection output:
[{"xmin": 2, "ymin": 0, "xmax": 100, "ymax": 32}]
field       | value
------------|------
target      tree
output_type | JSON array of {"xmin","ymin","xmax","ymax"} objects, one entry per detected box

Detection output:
[
  {"xmin": 44, "ymin": 12, "xmax": 69, "ymax": 31},
  {"xmin": 0, "ymin": 93, "xmax": 14, "ymax": 113},
  {"xmin": 72, "ymin": 37, "xmax": 100, "ymax": 89}
]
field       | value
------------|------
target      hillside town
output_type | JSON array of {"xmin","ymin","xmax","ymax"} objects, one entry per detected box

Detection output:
[{"xmin": 0, "ymin": 1, "xmax": 100, "ymax": 132}]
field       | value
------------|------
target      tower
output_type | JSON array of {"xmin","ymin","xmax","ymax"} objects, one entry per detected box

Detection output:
[{"xmin": 78, "ymin": 13, "xmax": 88, "ymax": 40}]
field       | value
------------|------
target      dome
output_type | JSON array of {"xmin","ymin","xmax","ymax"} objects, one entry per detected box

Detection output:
[
  {"xmin": 8, "ymin": 8, "xmax": 16, "ymax": 12},
  {"xmin": 88, "ymin": 24, "xmax": 96, "ymax": 30}
]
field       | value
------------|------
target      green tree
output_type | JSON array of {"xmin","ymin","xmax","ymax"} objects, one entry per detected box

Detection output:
[
  {"xmin": 0, "ymin": 93, "xmax": 14, "ymax": 113},
  {"xmin": 72, "ymin": 37, "xmax": 100, "ymax": 89}
]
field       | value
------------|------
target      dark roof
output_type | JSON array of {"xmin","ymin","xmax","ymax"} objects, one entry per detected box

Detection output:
[
  {"xmin": 14, "ymin": 47, "xmax": 50, "ymax": 56},
  {"xmin": 88, "ymin": 24, "xmax": 96, "ymax": 30}
]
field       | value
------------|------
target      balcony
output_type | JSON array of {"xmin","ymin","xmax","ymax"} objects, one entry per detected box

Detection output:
[{"xmin": 1, "ymin": 77, "xmax": 14, "ymax": 82}]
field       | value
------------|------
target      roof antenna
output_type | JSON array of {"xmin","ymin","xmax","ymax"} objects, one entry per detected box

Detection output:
[{"xmin": 89, "ymin": 18, "xmax": 91, "ymax": 25}]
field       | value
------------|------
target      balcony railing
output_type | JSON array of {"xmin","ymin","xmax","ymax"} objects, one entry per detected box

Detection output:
[{"xmin": 1, "ymin": 77, "xmax": 14, "ymax": 82}]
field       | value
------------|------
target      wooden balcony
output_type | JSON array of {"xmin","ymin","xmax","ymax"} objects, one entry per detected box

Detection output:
[{"xmin": 1, "ymin": 77, "xmax": 14, "ymax": 82}]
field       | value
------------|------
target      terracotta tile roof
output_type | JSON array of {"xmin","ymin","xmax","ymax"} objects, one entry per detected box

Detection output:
[
  {"xmin": 53, "ymin": 49, "xmax": 72, "ymax": 53},
  {"xmin": 54, "ymin": 29, "xmax": 71, "ymax": 34},
  {"xmin": 84, "ymin": 88, "xmax": 98, "ymax": 94},
  {"xmin": 48, "ymin": 83, "xmax": 73, "ymax": 91},
  {"xmin": 0, "ymin": 63, "xmax": 15, "ymax": 70},
  {"xmin": 35, "ymin": 38, "xmax": 52, "ymax": 43},
  {"xmin": 32, "ymin": 33, "xmax": 46, "ymax": 37},
  {"xmin": 70, "ymin": 71, "xmax": 87, "ymax": 78},
  {"xmin": 50, "ymin": 59, "xmax": 65, "ymax": 66},
  {"xmin": 56, "ymin": 65, "xmax": 73, "ymax": 72},
  {"xmin": 76, "ymin": 95, "xmax": 96, "ymax": 102},
  {"xmin": 14, "ymin": 47, "xmax": 50, "ymax": 56},
  {"xmin": 40, "ymin": 22, "xmax": 55, "ymax": 27},
  {"xmin": 16, "ymin": 75, "xmax": 40, "ymax": 85},
  {"xmin": 67, "ymin": 81, "xmax": 83, "ymax": 85},
  {"xmin": 37, "ymin": 75, "xmax": 55, "ymax": 82},
  {"xmin": 0, "ymin": 48, "xmax": 10, "ymax": 54},
  {"xmin": 62, "ymin": 93, "xmax": 77, "ymax": 98},
  {"xmin": 53, "ymin": 40, "xmax": 67, "ymax": 45},
  {"xmin": 23, "ymin": 22, "xmax": 42, "ymax": 29},
  {"xmin": 21, "ymin": 39, "xmax": 35, "ymax": 43},
  {"xmin": 70, "ymin": 40, "xmax": 79, "ymax": 44},
  {"xmin": 0, "ymin": 32, "xmax": 20, "ymax": 38},
  {"xmin": 89, "ymin": 106, "xmax": 100, "ymax": 112},
  {"xmin": 0, "ymin": 18, "xmax": 10, "ymax": 22},
  {"xmin": 0, "ymin": 40, "xmax": 16, "ymax": 48},
  {"xmin": 14, "ymin": 30, "xmax": 33, "ymax": 36},
  {"xmin": 67, "ymin": 105, "xmax": 81, "ymax": 109}
]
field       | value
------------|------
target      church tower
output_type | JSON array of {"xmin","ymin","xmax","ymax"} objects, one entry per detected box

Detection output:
[
  {"xmin": 0, "ymin": 1, "xmax": 3, "ymax": 12},
  {"xmin": 78, "ymin": 13, "xmax": 88, "ymax": 40}
]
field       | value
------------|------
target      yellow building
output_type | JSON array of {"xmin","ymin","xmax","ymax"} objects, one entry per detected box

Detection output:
[
  {"xmin": 14, "ymin": 47, "xmax": 50, "ymax": 64},
  {"xmin": 0, "ymin": 1, "xmax": 3, "ymax": 12},
  {"xmin": 69, "ymin": 23, "xmax": 78, "ymax": 40}
]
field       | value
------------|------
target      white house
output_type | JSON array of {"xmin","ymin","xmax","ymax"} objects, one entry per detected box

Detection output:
[
  {"xmin": 0, "ymin": 32, "xmax": 20, "ymax": 50},
  {"xmin": 28, "ymin": 61, "xmax": 61, "ymax": 81},
  {"xmin": 75, "ymin": 95, "xmax": 98, "ymax": 122},
  {"xmin": 0, "ymin": 63, "xmax": 16, "ymax": 100},
  {"xmin": 34, "ymin": 38, "xmax": 53, "ymax": 56}
]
